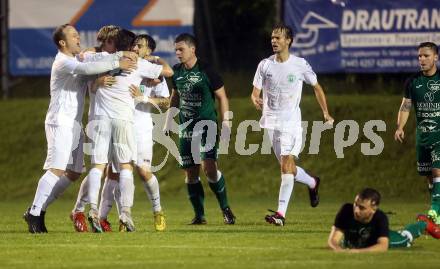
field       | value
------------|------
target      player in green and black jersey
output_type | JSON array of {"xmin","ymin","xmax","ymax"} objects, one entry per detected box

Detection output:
[
  {"xmin": 165, "ymin": 33, "xmax": 235, "ymax": 225},
  {"xmin": 328, "ymin": 188, "xmax": 439, "ymax": 253},
  {"xmin": 395, "ymin": 42, "xmax": 440, "ymax": 225}
]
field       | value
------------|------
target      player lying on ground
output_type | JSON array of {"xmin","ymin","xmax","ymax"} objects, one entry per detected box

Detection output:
[{"xmin": 328, "ymin": 188, "xmax": 440, "ymax": 253}]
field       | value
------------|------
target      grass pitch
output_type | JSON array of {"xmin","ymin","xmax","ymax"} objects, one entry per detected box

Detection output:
[{"xmin": 0, "ymin": 196, "xmax": 438, "ymax": 269}]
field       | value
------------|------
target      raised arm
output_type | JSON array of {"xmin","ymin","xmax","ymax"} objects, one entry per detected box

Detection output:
[
  {"xmin": 144, "ymin": 56, "xmax": 174, "ymax": 78},
  {"xmin": 394, "ymin": 98, "xmax": 412, "ymax": 143}
]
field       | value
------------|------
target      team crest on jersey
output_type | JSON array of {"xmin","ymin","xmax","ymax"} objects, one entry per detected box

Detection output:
[
  {"xmin": 428, "ymin": 80, "xmax": 440, "ymax": 92},
  {"xmin": 287, "ymin": 74, "xmax": 296, "ymax": 83}
]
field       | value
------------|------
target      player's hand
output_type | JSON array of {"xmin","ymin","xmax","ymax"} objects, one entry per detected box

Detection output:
[
  {"xmin": 145, "ymin": 55, "xmax": 160, "ymax": 63},
  {"xmin": 394, "ymin": 128, "xmax": 405, "ymax": 143},
  {"xmin": 119, "ymin": 58, "xmax": 137, "ymax": 72},
  {"xmin": 145, "ymin": 78, "xmax": 162, "ymax": 87},
  {"xmin": 251, "ymin": 96, "xmax": 263, "ymax": 110},
  {"xmin": 324, "ymin": 112, "xmax": 334, "ymax": 125},
  {"xmin": 97, "ymin": 75, "xmax": 116, "ymax": 87},
  {"xmin": 122, "ymin": 51, "xmax": 138, "ymax": 62},
  {"xmin": 129, "ymin": 84, "xmax": 142, "ymax": 98}
]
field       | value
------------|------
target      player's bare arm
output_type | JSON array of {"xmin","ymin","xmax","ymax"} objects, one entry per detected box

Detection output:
[
  {"xmin": 163, "ymin": 88, "xmax": 180, "ymax": 133},
  {"xmin": 214, "ymin": 87, "xmax": 230, "ymax": 122},
  {"xmin": 312, "ymin": 83, "xmax": 334, "ymax": 123},
  {"xmin": 394, "ymin": 98, "xmax": 412, "ymax": 143},
  {"xmin": 327, "ymin": 226, "xmax": 344, "ymax": 251},
  {"xmin": 144, "ymin": 55, "xmax": 174, "ymax": 78},
  {"xmin": 129, "ymin": 84, "xmax": 170, "ymax": 108},
  {"xmin": 251, "ymin": 87, "xmax": 263, "ymax": 110}
]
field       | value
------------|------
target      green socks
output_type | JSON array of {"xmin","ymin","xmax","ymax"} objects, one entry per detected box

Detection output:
[
  {"xmin": 187, "ymin": 181, "xmax": 205, "ymax": 218},
  {"xmin": 403, "ymin": 221, "xmax": 427, "ymax": 240},
  {"xmin": 208, "ymin": 174, "xmax": 229, "ymax": 210}
]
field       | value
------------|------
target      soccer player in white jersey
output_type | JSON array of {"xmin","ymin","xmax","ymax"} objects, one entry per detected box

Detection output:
[
  {"xmin": 70, "ymin": 25, "xmax": 121, "ymax": 232},
  {"xmin": 23, "ymin": 24, "xmax": 136, "ymax": 233},
  {"xmin": 98, "ymin": 34, "xmax": 170, "ymax": 232},
  {"xmin": 85, "ymin": 29, "xmax": 174, "ymax": 232},
  {"xmin": 251, "ymin": 24, "xmax": 334, "ymax": 226}
]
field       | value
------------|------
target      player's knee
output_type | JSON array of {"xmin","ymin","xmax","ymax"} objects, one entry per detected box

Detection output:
[
  {"xmin": 137, "ymin": 166, "xmax": 152, "ymax": 181},
  {"xmin": 65, "ymin": 170, "xmax": 81, "ymax": 181}
]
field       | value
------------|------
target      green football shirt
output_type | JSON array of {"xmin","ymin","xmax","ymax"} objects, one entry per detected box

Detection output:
[
  {"xmin": 171, "ymin": 60, "xmax": 224, "ymax": 124},
  {"xmin": 404, "ymin": 71, "xmax": 440, "ymax": 146}
]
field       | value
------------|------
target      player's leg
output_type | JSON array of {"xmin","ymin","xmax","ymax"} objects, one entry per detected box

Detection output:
[
  {"xmin": 428, "ymin": 145, "xmax": 440, "ymax": 224},
  {"xmin": 136, "ymin": 127, "xmax": 165, "ymax": 231},
  {"xmin": 389, "ymin": 220, "xmax": 428, "ymax": 248},
  {"xmin": 98, "ymin": 166, "xmax": 117, "ymax": 232},
  {"xmin": 112, "ymin": 118, "xmax": 136, "ymax": 232},
  {"xmin": 200, "ymin": 122, "xmax": 235, "ymax": 224}
]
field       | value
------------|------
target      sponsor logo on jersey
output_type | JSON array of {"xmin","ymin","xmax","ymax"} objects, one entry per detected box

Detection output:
[
  {"xmin": 416, "ymin": 84, "xmax": 423, "ymax": 88},
  {"xmin": 424, "ymin": 91, "xmax": 435, "ymax": 102}
]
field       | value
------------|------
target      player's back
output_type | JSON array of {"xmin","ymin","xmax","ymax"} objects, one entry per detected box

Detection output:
[{"xmin": 95, "ymin": 58, "xmax": 162, "ymax": 122}]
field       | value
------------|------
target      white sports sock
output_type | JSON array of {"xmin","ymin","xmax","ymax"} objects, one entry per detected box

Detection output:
[
  {"xmin": 99, "ymin": 177, "xmax": 118, "ymax": 219},
  {"xmin": 143, "ymin": 174, "xmax": 162, "ymax": 212},
  {"xmin": 42, "ymin": 175, "xmax": 72, "ymax": 211},
  {"xmin": 295, "ymin": 166, "xmax": 316, "ymax": 189},
  {"xmin": 207, "ymin": 170, "xmax": 222, "ymax": 183},
  {"xmin": 87, "ymin": 168, "xmax": 103, "ymax": 210},
  {"xmin": 114, "ymin": 184, "xmax": 122, "ymax": 216},
  {"xmin": 30, "ymin": 170, "xmax": 60, "ymax": 216},
  {"xmin": 277, "ymin": 174, "xmax": 295, "ymax": 217},
  {"xmin": 73, "ymin": 175, "xmax": 89, "ymax": 212},
  {"xmin": 119, "ymin": 169, "xmax": 134, "ymax": 212}
]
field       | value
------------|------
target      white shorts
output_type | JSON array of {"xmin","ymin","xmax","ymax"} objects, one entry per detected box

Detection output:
[
  {"xmin": 267, "ymin": 128, "xmax": 302, "ymax": 162},
  {"xmin": 43, "ymin": 124, "xmax": 85, "ymax": 173},
  {"xmin": 90, "ymin": 116, "xmax": 136, "ymax": 165},
  {"xmin": 134, "ymin": 126, "xmax": 153, "ymax": 168}
]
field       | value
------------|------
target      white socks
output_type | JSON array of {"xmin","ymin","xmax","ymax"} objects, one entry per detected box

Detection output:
[
  {"xmin": 207, "ymin": 170, "xmax": 222, "ymax": 183},
  {"xmin": 99, "ymin": 177, "xmax": 118, "ymax": 219},
  {"xmin": 143, "ymin": 174, "xmax": 162, "ymax": 212},
  {"xmin": 30, "ymin": 170, "xmax": 60, "ymax": 216},
  {"xmin": 277, "ymin": 174, "xmax": 294, "ymax": 217},
  {"xmin": 73, "ymin": 175, "xmax": 89, "ymax": 212},
  {"xmin": 295, "ymin": 166, "xmax": 316, "ymax": 189},
  {"xmin": 87, "ymin": 168, "xmax": 103, "ymax": 210},
  {"xmin": 119, "ymin": 169, "xmax": 134, "ymax": 213},
  {"xmin": 42, "ymin": 175, "xmax": 72, "ymax": 211}
]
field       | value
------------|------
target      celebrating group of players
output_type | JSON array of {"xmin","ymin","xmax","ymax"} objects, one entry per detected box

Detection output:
[{"xmin": 22, "ymin": 22, "xmax": 440, "ymax": 252}]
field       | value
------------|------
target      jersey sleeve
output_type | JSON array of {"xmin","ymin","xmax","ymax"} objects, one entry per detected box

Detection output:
[
  {"xmin": 57, "ymin": 55, "xmax": 119, "ymax": 75},
  {"xmin": 376, "ymin": 211, "xmax": 390, "ymax": 238},
  {"xmin": 204, "ymin": 65, "xmax": 224, "ymax": 91},
  {"xmin": 151, "ymin": 79, "xmax": 170, "ymax": 98},
  {"xmin": 138, "ymin": 59, "xmax": 163, "ymax": 79},
  {"xmin": 334, "ymin": 203, "xmax": 352, "ymax": 230},
  {"xmin": 252, "ymin": 60, "xmax": 265, "ymax": 90},
  {"xmin": 303, "ymin": 59, "xmax": 318, "ymax": 86},
  {"xmin": 403, "ymin": 77, "xmax": 414, "ymax": 99},
  {"xmin": 81, "ymin": 51, "xmax": 119, "ymax": 63}
]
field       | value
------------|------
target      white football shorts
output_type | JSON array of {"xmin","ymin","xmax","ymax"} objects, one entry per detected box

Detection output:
[
  {"xmin": 43, "ymin": 123, "xmax": 85, "ymax": 173},
  {"xmin": 267, "ymin": 128, "xmax": 303, "ymax": 162}
]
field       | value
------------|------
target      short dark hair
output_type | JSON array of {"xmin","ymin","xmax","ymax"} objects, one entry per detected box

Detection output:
[
  {"xmin": 135, "ymin": 34, "xmax": 156, "ymax": 52},
  {"xmin": 53, "ymin": 24, "xmax": 71, "ymax": 49},
  {"xmin": 418, "ymin": 42, "xmax": 439, "ymax": 55},
  {"xmin": 272, "ymin": 24, "xmax": 294, "ymax": 48},
  {"xmin": 358, "ymin": 188, "xmax": 381, "ymax": 206},
  {"xmin": 116, "ymin": 29, "xmax": 136, "ymax": 51},
  {"xmin": 175, "ymin": 33, "xmax": 197, "ymax": 49}
]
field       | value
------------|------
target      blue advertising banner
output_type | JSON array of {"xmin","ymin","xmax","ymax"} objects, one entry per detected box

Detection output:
[
  {"xmin": 9, "ymin": 0, "xmax": 194, "ymax": 75},
  {"xmin": 285, "ymin": 0, "xmax": 440, "ymax": 73}
]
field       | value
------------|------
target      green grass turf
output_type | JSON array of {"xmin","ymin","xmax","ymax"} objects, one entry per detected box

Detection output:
[{"xmin": 0, "ymin": 196, "xmax": 439, "ymax": 269}]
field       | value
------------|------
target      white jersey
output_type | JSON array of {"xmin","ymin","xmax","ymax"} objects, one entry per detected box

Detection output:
[
  {"xmin": 253, "ymin": 54, "xmax": 317, "ymax": 131},
  {"xmin": 94, "ymin": 58, "xmax": 163, "ymax": 122},
  {"xmin": 134, "ymin": 79, "xmax": 170, "ymax": 130},
  {"xmin": 45, "ymin": 51, "xmax": 119, "ymax": 127}
]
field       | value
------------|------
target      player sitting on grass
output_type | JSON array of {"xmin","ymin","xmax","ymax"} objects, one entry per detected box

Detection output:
[{"xmin": 328, "ymin": 188, "xmax": 440, "ymax": 253}]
